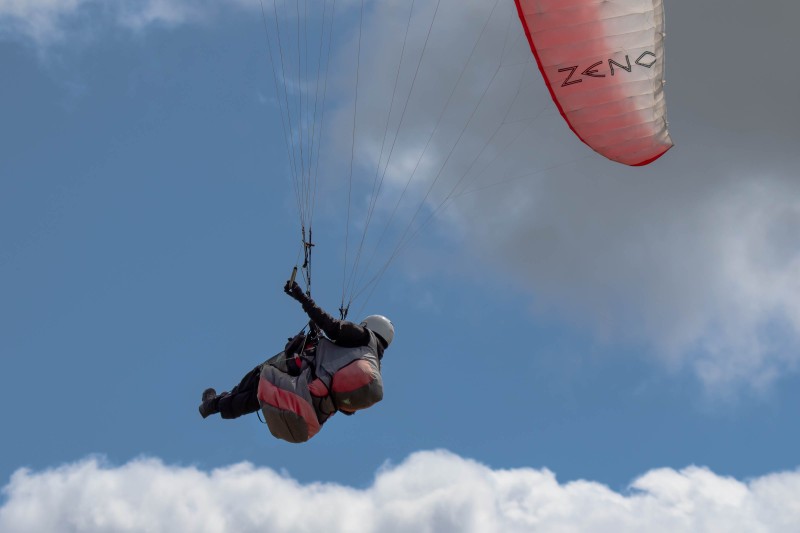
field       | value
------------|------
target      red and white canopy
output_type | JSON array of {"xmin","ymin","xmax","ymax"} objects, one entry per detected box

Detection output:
[{"xmin": 515, "ymin": 0, "xmax": 673, "ymax": 166}]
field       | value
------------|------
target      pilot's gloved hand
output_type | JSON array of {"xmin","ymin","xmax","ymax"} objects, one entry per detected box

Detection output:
[{"xmin": 283, "ymin": 280, "xmax": 307, "ymax": 302}]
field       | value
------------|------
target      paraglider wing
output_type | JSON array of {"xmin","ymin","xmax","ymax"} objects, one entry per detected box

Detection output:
[{"xmin": 515, "ymin": 0, "xmax": 673, "ymax": 166}]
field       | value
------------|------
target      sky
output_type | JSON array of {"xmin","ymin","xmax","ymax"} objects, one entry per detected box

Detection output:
[{"xmin": 1, "ymin": 0, "xmax": 799, "ymax": 531}]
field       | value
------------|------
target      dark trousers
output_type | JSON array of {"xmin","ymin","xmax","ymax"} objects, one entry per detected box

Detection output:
[{"xmin": 218, "ymin": 364, "xmax": 263, "ymax": 419}]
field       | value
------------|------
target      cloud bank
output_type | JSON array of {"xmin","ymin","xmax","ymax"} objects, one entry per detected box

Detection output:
[{"xmin": 1, "ymin": 451, "xmax": 799, "ymax": 533}]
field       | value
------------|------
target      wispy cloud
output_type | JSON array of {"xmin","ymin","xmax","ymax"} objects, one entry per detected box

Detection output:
[
  {"xmin": 115, "ymin": 0, "xmax": 205, "ymax": 31},
  {"xmin": 0, "ymin": 0, "xmax": 89, "ymax": 44},
  {"xmin": 0, "ymin": 0, "xmax": 253, "ymax": 45},
  {"xmin": 1, "ymin": 451, "xmax": 798, "ymax": 532}
]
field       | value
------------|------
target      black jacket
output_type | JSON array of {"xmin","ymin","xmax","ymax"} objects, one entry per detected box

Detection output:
[{"xmin": 297, "ymin": 294, "xmax": 385, "ymax": 359}]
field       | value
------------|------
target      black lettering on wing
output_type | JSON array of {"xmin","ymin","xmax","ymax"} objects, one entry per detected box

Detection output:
[
  {"xmin": 582, "ymin": 61, "xmax": 605, "ymax": 78},
  {"xmin": 558, "ymin": 65, "xmax": 581, "ymax": 87},
  {"xmin": 609, "ymin": 55, "xmax": 632, "ymax": 75},
  {"xmin": 635, "ymin": 51, "xmax": 657, "ymax": 68}
]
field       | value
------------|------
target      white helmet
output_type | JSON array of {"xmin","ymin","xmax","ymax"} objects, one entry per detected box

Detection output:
[{"xmin": 361, "ymin": 315, "xmax": 394, "ymax": 347}]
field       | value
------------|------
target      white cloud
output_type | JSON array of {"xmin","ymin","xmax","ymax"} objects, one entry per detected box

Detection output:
[
  {"xmin": 1, "ymin": 451, "xmax": 799, "ymax": 532},
  {"xmin": 115, "ymin": 0, "xmax": 205, "ymax": 31},
  {"xmin": 0, "ymin": 0, "xmax": 254, "ymax": 44},
  {"xmin": 0, "ymin": 0, "xmax": 89, "ymax": 43},
  {"xmin": 0, "ymin": 0, "xmax": 362, "ymax": 45}
]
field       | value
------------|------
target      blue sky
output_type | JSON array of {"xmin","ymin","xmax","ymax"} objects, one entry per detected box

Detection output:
[{"xmin": 2, "ymin": 1, "xmax": 800, "ymax": 531}]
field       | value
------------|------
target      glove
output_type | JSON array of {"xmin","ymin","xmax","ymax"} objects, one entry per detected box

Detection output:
[{"xmin": 283, "ymin": 280, "xmax": 306, "ymax": 302}]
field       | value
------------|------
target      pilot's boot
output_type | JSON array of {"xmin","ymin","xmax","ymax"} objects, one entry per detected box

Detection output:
[{"xmin": 199, "ymin": 388, "xmax": 223, "ymax": 419}]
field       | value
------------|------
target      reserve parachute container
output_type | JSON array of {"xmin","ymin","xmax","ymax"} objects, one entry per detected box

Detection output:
[
  {"xmin": 257, "ymin": 333, "xmax": 383, "ymax": 443},
  {"xmin": 316, "ymin": 333, "xmax": 383, "ymax": 413},
  {"xmin": 514, "ymin": 0, "xmax": 673, "ymax": 165}
]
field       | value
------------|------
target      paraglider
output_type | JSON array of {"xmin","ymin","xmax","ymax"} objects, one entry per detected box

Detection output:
[
  {"xmin": 199, "ymin": 276, "xmax": 394, "ymax": 443},
  {"xmin": 198, "ymin": 0, "xmax": 674, "ymax": 443},
  {"xmin": 514, "ymin": 0, "xmax": 673, "ymax": 165}
]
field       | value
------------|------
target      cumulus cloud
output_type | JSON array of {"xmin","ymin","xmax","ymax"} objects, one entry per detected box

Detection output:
[
  {"xmin": 312, "ymin": 0, "xmax": 800, "ymax": 391},
  {"xmin": 1, "ymin": 451, "xmax": 799, "ymax": 532}
]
